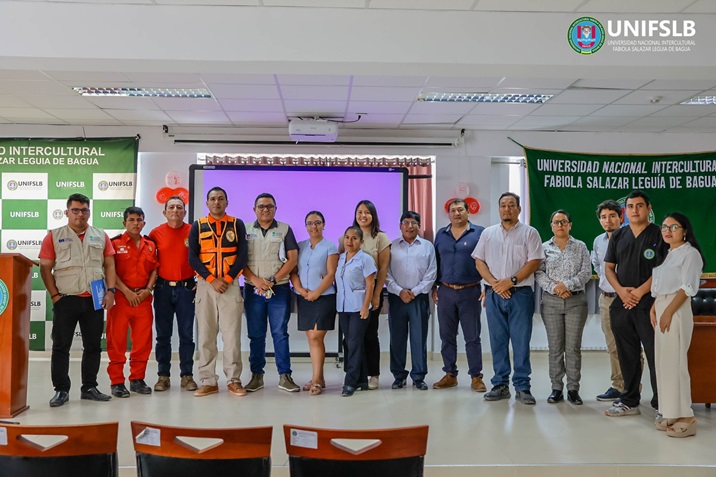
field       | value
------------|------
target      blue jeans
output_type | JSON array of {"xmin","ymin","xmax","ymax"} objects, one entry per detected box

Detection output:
[
  {"xmin": 388, "ymin": 293, "xmax": 430, "ymax": 382},
  {"xmin": 486, "ymin": 286, "xmax": 534, "ymax": 391},
  {"xmin": 244, "ymin": 283, "xmax": 292, "ymax": 375},
  {"xmin": 154, "ymin": 283, "xmax": 196, "ymax": 377}
]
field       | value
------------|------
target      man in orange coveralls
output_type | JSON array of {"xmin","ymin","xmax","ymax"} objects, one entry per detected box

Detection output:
[{"xmin": 107, "ymin": 206, "xmax": 159, "ymax": 398}]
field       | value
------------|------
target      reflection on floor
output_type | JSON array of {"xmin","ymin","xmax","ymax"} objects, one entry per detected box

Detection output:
[{"xmin": 12, "ymin": 351, "xmax": 715, "ymax": 477}]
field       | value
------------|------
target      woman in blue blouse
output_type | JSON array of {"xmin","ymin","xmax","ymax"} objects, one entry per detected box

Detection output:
[
  {"xmin": 535, "ymin": 210, "xmax": 592, "ymax": 405},
  {"xmin": 336, "ymin": 226, "xmax": 377, "ymax": 397},
  {"xmin": 290, "ymin": 211, "xmax": 338, "ymax": 396}
]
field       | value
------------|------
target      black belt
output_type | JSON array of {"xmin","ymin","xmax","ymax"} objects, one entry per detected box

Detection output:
[
  {"xmin": 156, "ymin": 277, "xmax": 195, "ymax": 288},
  {"xmin": 485, "ymin": 285, "xmax": 531, "ymax": 291},
  {"xmin": 441, "ymin": 282, "xmax": 480, "ymax": 290},
  {"xmin": 602, "ymin": 291, "xmax": 616, "ymax": 298}
]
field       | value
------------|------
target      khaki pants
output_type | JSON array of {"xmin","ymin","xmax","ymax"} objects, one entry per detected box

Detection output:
[{"xmin": 195, "ymin": 280, "xmax": 244, "ymax": 386}]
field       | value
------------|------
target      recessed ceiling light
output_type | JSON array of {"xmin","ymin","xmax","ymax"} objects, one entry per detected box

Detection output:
[
  {"xmin": 680, "ymin": 95, "xmax": 716, "ymax": 105},
  {"xmin": 72, "ymin": 87, "xmax": 212, "ymax": 98},
  {"xmin": 418, "ymin": 92, "xmax": 553, "ymax": 103}
]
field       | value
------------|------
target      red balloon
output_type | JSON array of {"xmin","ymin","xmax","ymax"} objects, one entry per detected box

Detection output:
[{"xmin": 444, "ymin": 197, "xmax": 481, "ymax": 215}]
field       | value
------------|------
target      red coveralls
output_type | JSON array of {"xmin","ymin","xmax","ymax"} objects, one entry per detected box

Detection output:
[{"xmin": 107, "ymin": 232, "xmax": 159, "ymax": 385}]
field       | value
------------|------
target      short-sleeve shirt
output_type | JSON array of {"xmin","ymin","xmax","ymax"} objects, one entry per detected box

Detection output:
[
  {"xmin": 148, "ymin": 222, "xmax": 194, "ymax": 281},
  {"xmin": 336, "ymin": 250, "xmax": 377, "ymax": 313},
  {"xmin": 471, "ymin": 222, "xmax": 544, "ymax": 287},
  {"xmin": 360, "ymin": 231, "xmax": 391, "ymax": 266},
  {"xmin": 651, "ymin": 242, "xmax": 702, "ymax": 297},
  {"xmin": 296, "ymin": 238, "xmax": 339, "ymax": 295}
]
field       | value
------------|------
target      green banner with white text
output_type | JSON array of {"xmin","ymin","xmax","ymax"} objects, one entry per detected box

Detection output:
[
  {"xmin": 0, "ymin": 137, "xmax": 138, "ymax": 350},
  {"xmin": 525, "ymin": 147, "xmax": 715, "ymax": 275}
]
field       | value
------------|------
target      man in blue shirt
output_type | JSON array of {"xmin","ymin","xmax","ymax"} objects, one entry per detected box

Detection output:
[
  {"xmin": 432, "ymin": 199, "xmax": 486, "ymax": 392},
  {"xmin": 386, "ymin": 211, "xmax": 437, "ymax": 391}
]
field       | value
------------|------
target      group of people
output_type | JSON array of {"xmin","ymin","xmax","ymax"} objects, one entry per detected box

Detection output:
[{"xmin": 40, "ymin": 188, "xmax": 704, "ymax": 437}]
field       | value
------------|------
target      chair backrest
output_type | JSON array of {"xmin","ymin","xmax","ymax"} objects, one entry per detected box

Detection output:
[
  {"xmin": 283, "ymin": 424, "xmax": 429, "ymax": 477},
  {"xmin": 131, "ymin": 421, "xmax": 272, "ymax": 477},
  {"xmin": 0, "ymin": 421, "xmax": 118, "ymax": 477}
]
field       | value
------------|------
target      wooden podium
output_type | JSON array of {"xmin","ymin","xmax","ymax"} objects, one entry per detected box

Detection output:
[{"xmin": 0, "ymin": 253, "xmax": 36, "ymax": 418}]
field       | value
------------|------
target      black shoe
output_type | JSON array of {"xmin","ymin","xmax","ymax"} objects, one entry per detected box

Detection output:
[
  {"xmin": 81, "ymin": 387, "xmax": 111, "ymax": 402},
  {"xmin": 413, "ymin": 380, "xmax": 428, "ymax": 391},
  {"xmin": 111, "ymin": 384, "xmax": 130, "ymax": 398},
  {"xmin": 547, "ymin": 389, "xmax": 564, "ymax": 403},
  {"xmin": 516, "ymin": 389, "xmax": 536, "ymax": 405},
  {"xmin": 130, "ymin": 379, "xmax": 152, "ymax": 395},
  {"xmin": 356, "ymin": 382, "xmax": 370, "ymax": 391},
  {"xmin": 391, "ymin": 378, "xmax": 407, "ymax": 389},
  {"xmin": 567, "ymin": 390, "xmax": 583, "ymax": 405},
  {"xmin": 341, "ymin": 385, "xmax": 356, "ymax": 397},
  {"xmin": 49, "ymin": 391, "xmax": 69, "ymax": 407},
  {"xmin": 484, "ymin": 384, "xmax": 511, "ymax": 401}
]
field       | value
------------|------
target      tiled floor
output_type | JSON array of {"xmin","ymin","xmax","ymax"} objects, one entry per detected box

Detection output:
[{"xmin": 10, "ymin": 351, "xmax": 716, "ymax": 476}]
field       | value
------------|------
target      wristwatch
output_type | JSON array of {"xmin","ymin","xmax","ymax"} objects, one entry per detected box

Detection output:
[
  {"xmin": 107, "ymin": 287, "xmax": 117, "ymax": 293},
  {"xmin": 510, "ymin": 277, "xmax": 518, "ymax": 286},
  {"xmin": 268, "ymin": 276, "xmax": 276, "ymax": 284}
]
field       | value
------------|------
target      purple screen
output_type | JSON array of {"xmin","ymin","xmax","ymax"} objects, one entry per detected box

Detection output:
[{"xmin": 191, "ymin": 166, "xmax": 407, "ymax": 245}]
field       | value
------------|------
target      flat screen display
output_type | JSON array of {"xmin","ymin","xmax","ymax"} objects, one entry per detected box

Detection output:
[{"xmin": 189, "ymin": 165, "xmax": 408, "ymax": 244}]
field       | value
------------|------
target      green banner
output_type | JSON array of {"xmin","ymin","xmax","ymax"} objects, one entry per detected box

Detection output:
[
  {"xmin": 0, "ymin": 137, "xmax": 138, "ymax": 350},
  {"xmin": 525, "ymin": 147, "xmax": 715, "ymax": 275}
]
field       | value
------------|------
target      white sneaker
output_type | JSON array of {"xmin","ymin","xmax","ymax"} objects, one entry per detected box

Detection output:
[
  {"xmin": 368, "ymin": 376, "xmax": 379, "ymax": 390},
  {"xmin": 604, "ymin": 402, "xmax": 641, "ymax": 417}
]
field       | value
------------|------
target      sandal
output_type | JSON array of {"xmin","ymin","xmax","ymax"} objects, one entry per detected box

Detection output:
[
  {"xmin": 655, "ymin": 418, "xmax": 676, "ymax": 431},
  {"xmin": 666, "ymin": 418, "xmax": 697, "ymax": 438},
  {"xmin": 302, "ymin": 380, "xmax": 313, "ymax": 392},
  {"xmin": 310, "ymin": 383, "xmax": 323, "ymax": 395}
]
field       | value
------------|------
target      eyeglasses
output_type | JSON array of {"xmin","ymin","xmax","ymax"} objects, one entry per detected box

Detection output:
[
  {"xmin": 551, "ymin": 220, "xmax": 570, "ymax": 227},
  {"xmin": 256, "ymin": 204, "xmax": 275, "ymax": 210},
  {"xmin": 69, "ymin": 208, "xmax": 91, "ymax": 215},
  {"xmin": 305, "ymin": 220, "xmax": 324, "ymax": 227},
  {"xmin": 660, "ymin": 224, "xmax": 683, "ymax": 232},
  {"xmin": 401, "ymin": 220, "xmax": 419, "ymax": 227}
]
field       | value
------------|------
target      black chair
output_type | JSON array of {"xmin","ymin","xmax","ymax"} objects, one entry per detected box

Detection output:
[
  {"xmin": 283, "ymin": 424, "xmax": 429, "ymax": 477},
  {"xmin": 131, "ymin": 421, "xmax": 272, "ymax": 477},
  {"xmin": 0, "ymin": 422, "xmax": 118, "ymax": 477}
]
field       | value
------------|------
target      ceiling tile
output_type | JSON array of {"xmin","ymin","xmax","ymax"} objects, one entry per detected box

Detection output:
[
  {"xmin": 0, "ymin": 108, "xmax": 58, "ymax": 119},
  {"xmin": 510, "ymin": 116, "xmax": 581, "ymax": 127},
  {"xmin": 0, "ymin": 117, "xmax": 69, "ymax": 125},
  {"xmin": 352, "ymin": 76, "xmax": 427, "ymax": 87},
  {"xmin": 85, "ymin": 96, "xmax": 161, "ymax": 110},
  {"xmin": 568, "ymin": 116, "xmax": 640, "ymax": 127},
  {"xmin": 640, "ymin": 80, "xmax": 716, "ymax": 91},
  {"xmin": 350, "ymin": 86, "xmax": 422, "ymax": 102},
  {"xmin": 152, "ymin": 97, "xmax": 222, "ymax": 111},
  {"xmin": 530, "ymin": 104, "xmax": 604, "ymax": 116},
  {"xmin": 346, "ymin": 101, "xmax": 413, "ymax": 114},
  {"xmin": 370, "ymin": 0, "xmax": 474, "ymax": 9},
  {"xmin": 23, "ymin": 95, "xmax": 98, "ymax": 109},
  {"xmin": 218, "ymin": 98, "xmax": 285, "ymax": 112},
  {"xmin": 105, "ymin": 109, "xmax": 173, "ymax": 121},
  {"xmin": 207, "ymin": 84, "xmax": 280, "ymax": 99},
  {"xmin": 679, "ymin": 117, "xmax": 716, "ymax": 128},
  {"xmin": 475, "ymin": 0, "xmax": 584, "ymax": 11},
  {"xmin": 200, "ymin": 73, "xmax": 276, "ymax": 84},
  {"xmin": 402, "ymin": 114, "xmax": 463, "ymax": 124},
  {"xmin": 347, "ymin": 114, "xmax": 404, "ymax": 125},
  {"xmin": 498, "ymin": 78, "xmax": 577, "ymax": 90},
  {"xmin": 280, "ymin": 85, "xmax": 349, "ymax": 101},
  {"xmin": 577, "ymin": 0, "xmax": 694, "ymax": 12},
  {"xmin": 283, "ymin": 100, "xmax": 346, "ymax": 116},
  {"xmin": 227, "ymin": 112, "xmax": 288, "ymax": 124},
  {"xmin": 590, "ymin": 104, "xmax": 667, "ymax": 116},
  {"xmin": 46, "ymin": 71, "xmax": 130, "ymax": 82},
  {"xmin": 612, "ymin": 90, "xmax": 701, "ymax": 105},
  {"xmin": 457, "ymin": 115, "xmax": 521, "ymax": 127},
  {"xmin": 276, "ymin": 75, "xmax": 350, "ymax": 86},
  {"xmin": 165, "ymin": 110, "xmax": 231, "ymax": 124},
  {"xmin": 571, "ymin": 79, "xmax": 652, "ymax": 90},
  {"xmin": 0, "ymin": 80, "xmax": 76, "ymax": 96},
  {"xmin": 549, "ymin": 89, "xmax": 631, "ymax": 104},
  {"xmin": 650, "ymin": 105, "xmax": 716, "ymax": 117},
  {"xmin": 44, "ymin": 109, "xmax": 116, "ymax": 120},
  {"xmin": 469, "ymin": 103, "xmax": 542, "ymax": 115},
  {"xmin": 684, "ymin": 0, "xmax": 716, "ymax": 12},
  {"xmin": 263, "ymin": 0, "xmax": 364, "ymax": 6},
  {"xmin": 154, "ymin": 0, "xmax": 259, "ymax": 4},
  {"xmin": 0, "ymin": 95, "xmax": 34, "ymax": 108},
  {"xmin": 121, "ymin": 72, "xmax": 205, "ymax": 83},
  {"xmin": 0, "ymin": 70, "xmax": 49, "ymax": 80},
  {"xmin": 625, "ymin": 116, "xmax": 696, "ymax": 128},
  {"xmin": 424, "ymin": 77, "xmax": 503, "ymax": 89},
  {"xmin": 408, "ymin": 101, "xmax": 476, "ymax": 114}
]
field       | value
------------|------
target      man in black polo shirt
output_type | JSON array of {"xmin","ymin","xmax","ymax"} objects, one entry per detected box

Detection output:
[{"xmin": 603, "ymin": 190, "xmax": 667, "ymax": 417}]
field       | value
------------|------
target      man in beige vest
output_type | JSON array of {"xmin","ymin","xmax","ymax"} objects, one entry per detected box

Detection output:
[
  {"xmin": 243, "ymin": 193, "xmax": 299, "ymax": 393},
  {"xmin": 39, "ymin": 193, "xmax": 117, "ymax": 408}
]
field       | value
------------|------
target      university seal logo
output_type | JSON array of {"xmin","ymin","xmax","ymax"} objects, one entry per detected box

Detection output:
[
  {"xmin": 53, "ymin": 209, "xmax": 64, "ymax": 220},
  {"xmin": 7, "ymin": 180, "xmax": 18, "ymax": 191},
  {"xmin": 6, "ymin": 239, "xmax": 18, "ymax": 251},
  {"xmin": 0, "ymin": 279, "xmax": 9, "ymax": 316},
  {"xmin": 98, "ymin": 180, "xmax": 109, "ymax": 191},
  {"xmin": 568, "ymin": 17, "xmax": 605, "ymax": 55}
]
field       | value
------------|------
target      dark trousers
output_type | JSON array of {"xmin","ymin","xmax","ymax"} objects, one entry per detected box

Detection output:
[
  {"xmin": 436, "ymin": 285, "xmax": 483, "ymax": 377},
  {"xmin": 340, "ymin": 312, "xmax": 370, "ymax": 388},
  {"xmin": 51, "ymin": 296, "xmax": 104, "ymax": 393},
  {"xmin": 363, "ymin": 291, "xmax": 384, "ymax": 376},
  {"xmin": 388, "ymin": 293, "xmax": 430, "ymax": 382},
  {"xmin": 610, "ymin": 300, "xmax": 658, "ymax": 409},
  {"xmin": 154, "ymin": 282, "xmax": 196, "ymax": 377}
]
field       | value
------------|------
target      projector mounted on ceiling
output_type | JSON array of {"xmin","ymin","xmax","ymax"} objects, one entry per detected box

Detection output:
[{"xmin": 288, "ymin": 119, "xmax": 338, "ymax": 143}]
